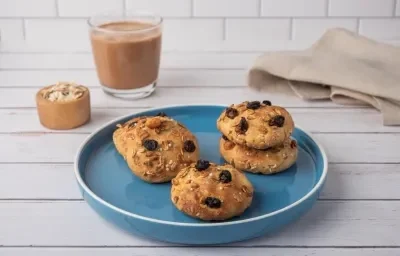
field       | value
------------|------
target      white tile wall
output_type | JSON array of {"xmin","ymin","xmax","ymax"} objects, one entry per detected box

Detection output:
[
  {"xmin": 293, "ymin": 18, "xmax": 358, "ymax": 40},
  {"xmin": 328, "ymin": 0, "xmax": 394, "ymax": 17},
  {"xmin": 58, "ymin": 0, "xmax": 124, "ymax": 17},
  {"xmin": 163, "ymin": 19, "xmax": 224, "ymax": 42},
  {"xmin": 261, "ymin": 0, "xmax": 326, "ymax": 17},
  {"xmin": 24, "ymin": 19, "xmax": 89, "ymax": 41},
  {"xmin": 359, "ymin": 18, "xmax": 400, "ymax": 39},
  {"xmin": 0, "ymin": 19, "xmax": 24, "ymax": 40},
  {"xmin": 126, "ymin": 0, "xmax": 191, "ymax": 17},
  {"xmin": 0, "ymin": 0, "xmax": 56, "ymax": 17},
  {"xmin": 226, "ymin": 19, "xmax": 290, "ymax": 40},
  {"xmin": 194, "ymin": 0, "xmax": 259, "ymax": 17},
  {"xmin": 0, "ymin": 0, "xmax": 399, "ymax": 51}
]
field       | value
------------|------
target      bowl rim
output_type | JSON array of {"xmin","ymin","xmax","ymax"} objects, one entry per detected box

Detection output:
[{"xmin": 74, "ymin": 103, "xmax": 328, "ymax": 227}]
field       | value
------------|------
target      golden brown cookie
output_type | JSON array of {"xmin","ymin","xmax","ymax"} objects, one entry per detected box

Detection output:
[
  {"xmin": 219, "ymin": 135, "xmax": 298, "ymax": 174},
  {"xmin": 112, "ymin": 116, "xmax": 144, "ymax": 157},
  {"xmin": 171, "ymin": 160, "xmax": 254, "ymax": 221},
  {"xmin": 113, "ymin": 114, "xmax": 200, "ymax": 183},
  {"xmin": 216, "ymin": 101, "xmax": 294, "ymax": 149}
]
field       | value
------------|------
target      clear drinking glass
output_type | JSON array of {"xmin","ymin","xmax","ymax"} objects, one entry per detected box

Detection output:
[{"xmin": 88, "ymin": 11, "xmax": 162, "ymax": 99}]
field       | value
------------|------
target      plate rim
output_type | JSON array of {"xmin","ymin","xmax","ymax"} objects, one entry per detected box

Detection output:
[{"xmin": 74, "ymin": 103, "xmax": 328, "ymax": 227}]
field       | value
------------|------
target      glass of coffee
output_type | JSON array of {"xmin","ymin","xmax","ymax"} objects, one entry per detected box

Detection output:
[{"xmin": 88, "ymin": 11, "xmax": 162, "ymax": 99}]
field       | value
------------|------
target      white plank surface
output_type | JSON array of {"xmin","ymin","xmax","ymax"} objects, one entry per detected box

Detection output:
[
  {"xmin": 0, "ymin": 69, "xmax": 246, "ymax": 87},
  {"xmin": 1, "ymin": 163, "xmax": 399, "ymax": 200},
  {"xmin": 1, "ymin": 248, "xmax": 399, "ymax": 256},
  {"xmin": 1, "ymin": 52, "xmax": 399, "ymax": 253},
  {"xmin": 0, "ymin": 87, "xmax": 358, "ymax": 108},
  {"xmin": 0, "ymin": 164, "xmax": 79, "ymax": 199},
  {"xmin": 0, "ymin": 53, "xmax": 260, "ymax": 69},
  {"xmin": 1, "ymin": 108, "xmax": 398, "ymax": 133},
  {"xmin": 0, "ymin": 133, "xmax": 397, "ymax": 163},
  {"xmin": 1, "ymin": 201, "xmax": 399, "ymax": 246}
]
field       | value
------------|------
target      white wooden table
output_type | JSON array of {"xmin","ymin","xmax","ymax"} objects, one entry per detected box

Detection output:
[{"xmin": 0, "ymin": 52, "xmax": 399, "ymax": 256}]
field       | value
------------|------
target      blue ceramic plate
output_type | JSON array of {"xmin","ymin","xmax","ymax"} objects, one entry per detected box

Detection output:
[{"xmin": 74, "ymin": 104, "xmax": 327, "ymax": 245}]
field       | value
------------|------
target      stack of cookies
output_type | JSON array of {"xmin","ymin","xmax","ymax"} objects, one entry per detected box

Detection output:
[{"xmin": 217, "ymin": 100, "xmax": 298, "ymax": 174}]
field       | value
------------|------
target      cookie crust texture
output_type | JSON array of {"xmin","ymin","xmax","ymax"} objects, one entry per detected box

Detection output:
[
  {"xmin": 171, "ymin": 161, "xmax": 254, "ymax": 221},
  {"xmin": 216, "ymin": 101, "xmax": 294, "ymax": 149},
  {"xmin": 219, "ymin": 136, "xmax": 298, "ymax": 174},
  {"xmin": 113, "ymin": 115, "xmax": 200, "ymax": 183}
]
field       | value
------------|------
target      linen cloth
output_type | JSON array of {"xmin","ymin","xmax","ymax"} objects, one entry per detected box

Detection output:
[{"xmin": 247, "ymin": 28, "xmax": 400, "ymax": 126}]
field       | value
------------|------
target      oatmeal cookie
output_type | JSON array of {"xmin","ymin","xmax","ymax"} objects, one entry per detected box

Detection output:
[
  {"xmin": 113, "ymin": 114, "xmax": 200, "ymax": 183},
  {"xmin": 112, "ymin": 116, "xmax": 145, "ymax": 157},
  {"xmin": 171, "ymin": 160, "xmax": 254, "ymax": 221},
  {"xmin": 216, "ymin": 101, "xmax": 294, "ymax": 149},
  {"xmin": 219, "ymin": 135, "xmax": 298, "ymax": 174}
]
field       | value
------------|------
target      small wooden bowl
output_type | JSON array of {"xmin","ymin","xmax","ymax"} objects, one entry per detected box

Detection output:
[{"xmin": 36, "ymin": 84, "xmax": 91, "ymax": 130}]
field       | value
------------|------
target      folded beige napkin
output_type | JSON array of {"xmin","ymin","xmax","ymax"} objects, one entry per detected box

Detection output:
[{"xmin": 247, "ymin": 28, "xmax": 400, "ymax": 126}]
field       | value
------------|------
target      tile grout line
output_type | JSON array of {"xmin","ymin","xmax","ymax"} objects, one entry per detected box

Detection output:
[
  {"xmin": 222, "ymin": 18, "xmax": 226, "ymax": 40},
  {"xmin": 191, "ymin": 0, "xmax": 194, "ymax": 16},
  {"xmin": 21, "ymin": 19, "xmax": 26, "ymax": 40},
  {"xmin": 54, "ymin": 0, "xmax": 59, "ymax": 16},
  {"xmin": 356, "ymin": 18, "xmax": 361, "ymax": 33},
  {"xmin": 325, "ymin": 0, "xmax": 329, "ymax": 16},
  {"xmin": 289, "ymin": 18, "xmax": 294, "ymax": 40},
  {"xmin": 258, "ymin": 0, "xmax": 262, "ymax": 16},
  {"xmin": 123, "ymin": 0, "xmax": 127, "ymax": 15},
  {"xmin": 393, "ymin": 0, "xmax": 398, "ymax": 16}
]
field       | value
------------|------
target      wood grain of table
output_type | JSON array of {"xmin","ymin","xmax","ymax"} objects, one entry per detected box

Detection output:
[{"xmin": 0, "ymin": 52, "xmax": 399, "ymax": 255}]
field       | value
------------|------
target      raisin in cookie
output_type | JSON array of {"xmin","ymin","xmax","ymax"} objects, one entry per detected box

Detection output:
[
  {"xmin": 113, "ymin": 114, "xmax": 200, "ymax": 183},
  {"xmin": 219, "ymin": 135, "xmax": 298, "ymax": 174},
  {"xmin": 216, "ymin": 101, "xmax": 294, "ymax": 149},
  {"xmin": 171, "ymin": 160, "xmax": 254, "ymax": 221}
]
